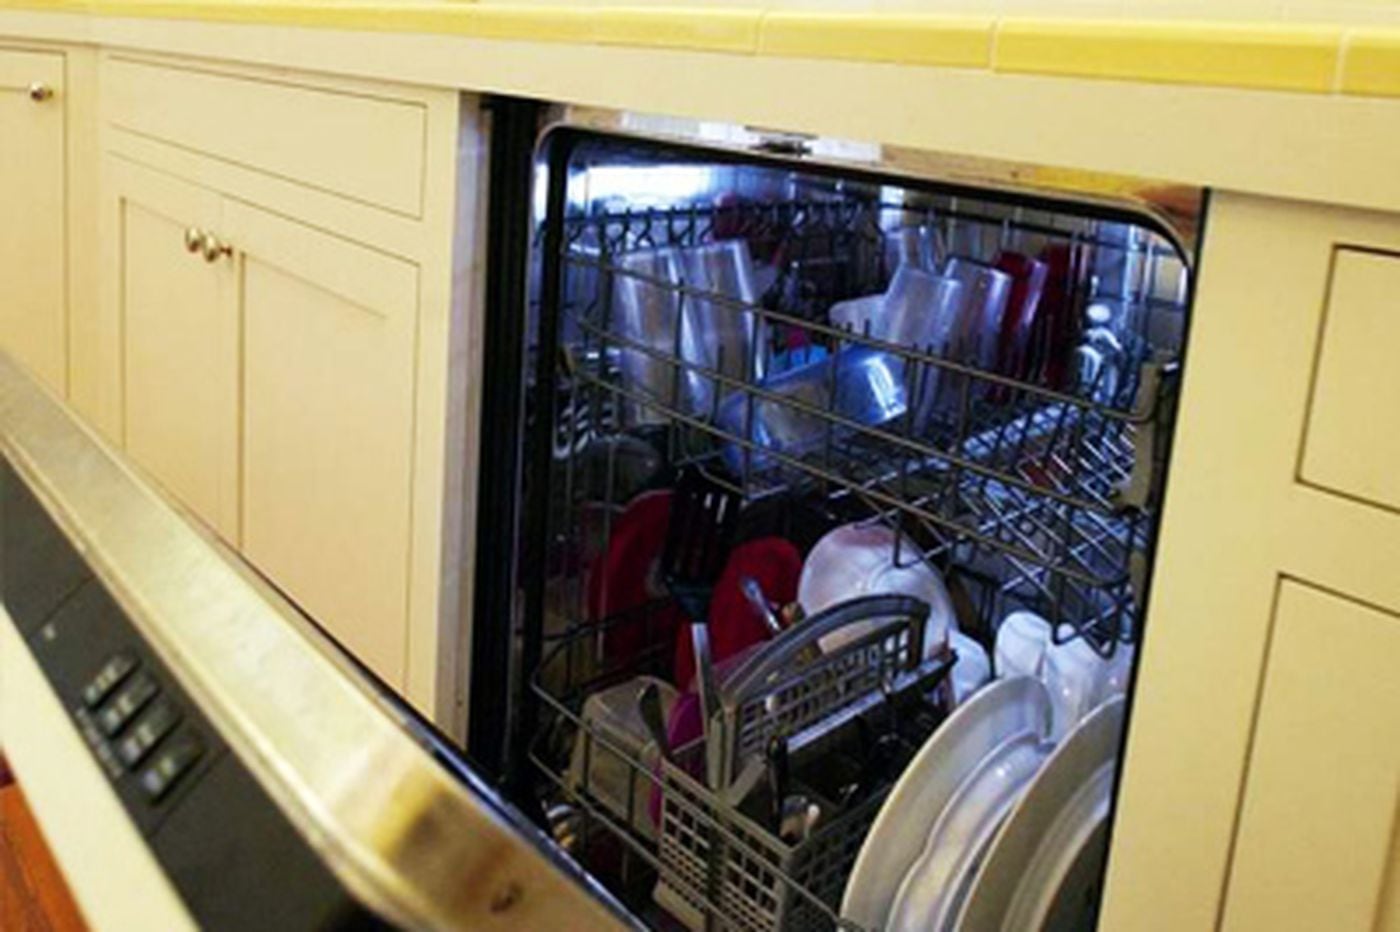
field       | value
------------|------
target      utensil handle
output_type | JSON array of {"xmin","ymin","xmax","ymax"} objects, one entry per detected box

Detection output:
[
  {"xmin": 690, "ymin": 624, "xmax": 723, "ymax": 789},
  {"xmin": 637, "ymin": 681, "xmax": 670, "ymax": 762},
  {"xmin": 739, "ymin": 575, "xmax": 784, "ymax": 637},
  {"xmin": 766, "ymin": 734, "xmax": 788, "ymax": 832}
]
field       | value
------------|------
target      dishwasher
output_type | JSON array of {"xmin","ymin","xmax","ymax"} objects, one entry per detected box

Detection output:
[{"xmin": 466, "ymin": 104, "xmax": 1199, "ymax": 932}]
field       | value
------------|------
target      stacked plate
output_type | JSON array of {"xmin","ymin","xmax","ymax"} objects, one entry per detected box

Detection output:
[{"xmin": 841, "ymin": 678, "xmax": 1127, "ymax": 931}]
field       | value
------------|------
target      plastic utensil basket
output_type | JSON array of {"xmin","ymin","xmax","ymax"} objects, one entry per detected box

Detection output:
[{"xmin": 656, "ymin": 752, "xmax": 887, "ymax": 932}]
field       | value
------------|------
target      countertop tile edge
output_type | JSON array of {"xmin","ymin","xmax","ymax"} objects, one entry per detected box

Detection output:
[
  {"xmin": 758, "ymin": 12, "xmax": 993, "ymax": 70},
  {"xmin": 992, "ymin": 19, "xmax": 1344, "ymax": 94},
  {"xmin": 1340, "ymin": 28, "xmax": 1400, "ymax": 98},
  {"xmin": 4, "ymin": 3, "xmax": 1400, "ymax": 100}
]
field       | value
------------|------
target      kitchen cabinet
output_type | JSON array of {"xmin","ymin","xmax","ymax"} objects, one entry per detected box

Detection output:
[
  {"xmin": 229, "ymin": 200, "xmax": 419, "ymax": 685},
  {"xmin": 94, "ymin": 53, "xmax": 482, "ymax": 728},
  {"xmin": 0, "ymin": 47, "xmax": 65, "ymax": 396},
  {"xmin": 1103, "ymin": 192, "xmax": 1400, "ymax": 929},
  {"xmin": 1222, "ymin": 580, "xmax": 1399, "ymax": 932},
  {"xmin": 109, "ymin": 159, "xmax": 239, "ymax": 542}
]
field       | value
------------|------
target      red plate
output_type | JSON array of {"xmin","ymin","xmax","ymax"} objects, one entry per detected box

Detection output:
[
  {"xmin": 585, "ymin": 489, "xmax": 682, "ymax": 664},
  {"xmin": 673, "ymin": 536, "xmax": 803, "ymax": 690}
]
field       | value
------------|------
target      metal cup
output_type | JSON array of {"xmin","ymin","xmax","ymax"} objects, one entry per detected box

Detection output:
[
  {"xmin": 612, "ymin": 247, "xmax": 685, "ymax": 427},
  {"xmin": 877, "ymin": 266, "xmax": 966, "ymax": 435},
  {"xmin": 679, "ymin": 240, "xmax": 759, "ymax": 417},
  {"xmin": 944, "ymin": 257, "xmax": 1013, "ymax": 372}
]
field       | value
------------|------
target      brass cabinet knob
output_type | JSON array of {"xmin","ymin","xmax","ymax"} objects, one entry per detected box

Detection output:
[
  {"xmin": 183, "ymin": 227, "xmax": 206, "ymax": 254},
  {"xmin": 200, "ymin": 233, "xmax": 233, "ymax": 263},
  {"xmin": 27, "ymin": 82, "xmax": 53, "ymax": 103}
]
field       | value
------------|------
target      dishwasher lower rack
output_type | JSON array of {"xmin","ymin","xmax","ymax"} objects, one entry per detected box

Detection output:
[{"xmin": 529, "ymin": 602, "xmax": 951, "ymax": 931}]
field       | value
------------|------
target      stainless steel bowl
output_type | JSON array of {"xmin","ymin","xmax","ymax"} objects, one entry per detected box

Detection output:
[
  {"xmin": 717, "ymin": 345, "xmax": 907, "ymax": 474},
  {"xmin": 832, "ymin": 267, "xmax": 965, "ymax": 437}
]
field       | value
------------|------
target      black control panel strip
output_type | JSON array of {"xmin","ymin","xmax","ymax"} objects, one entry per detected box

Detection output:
[{"xmin": 1, "ymin": 459, "xmax": 384, "ymax": 932}]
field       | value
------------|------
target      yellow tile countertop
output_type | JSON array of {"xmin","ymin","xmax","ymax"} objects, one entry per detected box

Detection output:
[{"xmin": 2, "ymin": 1, "xmax": 1398, "ymax": 98}]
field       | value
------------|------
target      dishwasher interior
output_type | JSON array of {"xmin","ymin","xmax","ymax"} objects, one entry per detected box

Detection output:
[{"xmin": 513, "ymin": 126, "xmax": 1196, "ymax": 931}]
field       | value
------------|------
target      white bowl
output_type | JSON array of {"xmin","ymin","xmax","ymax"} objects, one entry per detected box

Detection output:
[
  {"xmin": 949, "ymin": 630, "xmax": 991, "ymax": 705},
  {"xmin": 797, "ymin": 522, "xmax": 955, "ymax": 658},
  {"xmin": 1043, "ymin": 638, "xmax": 1134, "ymax": 740},
  {"xmin": 994, "ymin": 610, "xmax": 1051, "ymax": 680}
]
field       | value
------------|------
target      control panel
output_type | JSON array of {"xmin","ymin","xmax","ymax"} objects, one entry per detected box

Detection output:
[
  {"xmin": 1, "ymin": 460, "xmax": 382, "ymax": 931},
  {"xmin": 28, "ymin": 577, "xmax": 221, "ymax": 837}
]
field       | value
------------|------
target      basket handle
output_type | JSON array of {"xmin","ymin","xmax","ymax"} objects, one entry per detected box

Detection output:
[{"xmin": 720, "ymin": 593, "xmax": 931, "ymax": 707}]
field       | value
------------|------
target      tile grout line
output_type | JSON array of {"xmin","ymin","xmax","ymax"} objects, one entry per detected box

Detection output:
[{"xmin": 1332, "ymin": 27, "xmax": 1350, "ymax": 94}]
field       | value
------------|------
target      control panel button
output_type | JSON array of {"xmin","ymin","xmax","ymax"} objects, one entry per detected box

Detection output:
[
  {"xmin": 81, "ymin": 651, "xmax": 137, "ymax": 708},
  {"xmin": 73, "ymin": 707, "xmax": 125, "ymax": 778},
  {"xmin": 139, "ymin": 734, "xmax": 204, "ymax": 802},
  {"xmin": 117, "ymin": 699, "xmax": 181, "ymax": 768},
  {"xmin": 97, "ymin": 671, "xmax": 158, "ymax": 736}
]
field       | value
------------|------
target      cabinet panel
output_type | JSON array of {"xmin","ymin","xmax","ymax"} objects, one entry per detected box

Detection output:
[
  {"xmin": 1223, "ymin": 580, "xmax": 1400, "ymax": 932},
  {"xmin": 0, "ymin": 49, "xmax": 66, "ymax": 394},
  {"xmin": 228, "ymin": 201, "xmax": 418, "ymax": 687},
  {"xmin": 1301, "ymin": 247, "xmax": 1400, "ymax": 514},
  {"xmin": 103, "ymin": 56, "xmax": 427, "ymax": 218},
  {"xmin": 114, "ymin": 162, "xmax": 239, "ymax": 541}
]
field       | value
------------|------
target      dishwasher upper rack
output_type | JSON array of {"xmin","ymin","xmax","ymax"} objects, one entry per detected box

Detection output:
[
  {"xmin": 548, "ymin": 212, "xmax": 1180, "ymax": 649},
  {"xmin": 555, "ymin": 196, "xmax": 1181, "ymax": 511},
  {"xmin": 554, "ymin": 195, "xmax": 1186, "ymax": 350}
]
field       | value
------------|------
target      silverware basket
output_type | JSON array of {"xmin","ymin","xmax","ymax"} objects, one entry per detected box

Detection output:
[
  {"xmin": 532, "ymin": 598, "xmax": 950, "ymax": 931},
  {"xmin": 655, "ymin": 750, "xmax": 888, "ymax": 932},
  {"xmin": 654, "ymin": 597, "xmax": 940, "ymax": 931}
]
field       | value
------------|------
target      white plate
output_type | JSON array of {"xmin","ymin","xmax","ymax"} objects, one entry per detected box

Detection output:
[
  {"xmin": 953, "ymin": 696, "xmax": 1127, "ymax": 932},
  {"xmin": 840, "ymin": 677, "xmax": 1052, "ymax": 930},
  {"xmin": 884, "ymin": 711, "xmax": 1055, "ymax": 930}
]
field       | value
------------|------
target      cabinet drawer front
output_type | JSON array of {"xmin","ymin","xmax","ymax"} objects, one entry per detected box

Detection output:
[
  {"xmin": 1301, "ymin": 247, "xmax": 1400, "ymax": 514},
  {"xmin": 103, "ymin": 57, "xmax": 427, "ymax": 218},
  {"xmin": 228, "ymin": 201, "xmax": 418, "ymax": 688},
  {"xmin": 1224, "ymin": 579, "xmax": 1400, "ymax": 932}
]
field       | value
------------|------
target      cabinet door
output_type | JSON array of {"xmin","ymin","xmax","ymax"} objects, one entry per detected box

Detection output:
[
  {"xmin": 110, "ymin": 159, "xmax": 239, "ymax": 541},
  {"xmin": 1223, "ymin": 580, "xmax": 1400, "ymax": 932},
  {"xmin": 0, "ymin": 50, "xmax": 66, "ymax": 394},
  {"xmin": 225, "ymin": 201, "xmax": 417, "ymax": 688}
]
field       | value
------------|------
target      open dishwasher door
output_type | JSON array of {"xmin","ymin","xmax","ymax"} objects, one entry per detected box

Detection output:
[{"xmin": 0, "ymin": 352, "xmax": 635, "ymax": 931}]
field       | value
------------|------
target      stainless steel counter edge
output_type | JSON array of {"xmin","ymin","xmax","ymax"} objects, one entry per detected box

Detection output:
[{"xmin": 0, "ymin": 353, "xmax": 630, "ymax": 931}]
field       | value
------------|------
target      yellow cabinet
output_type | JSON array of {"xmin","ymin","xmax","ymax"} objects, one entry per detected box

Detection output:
[
  {"xmin": 1223, "ymin": 581, "xmax": 1400, "ymax": 932},
  {"xmin": 0, "ymin": 48, "xmax": 66, "ymax": 395},
  {"xmin": 109, "ymin": 159, "xmax": 240, "ymax": 542},
  {"xmin": 1104, "ymin": 193, "xmax": 1400, "ymax": 929},
  {"xmin": 94, "ymin": 52, "xmax": 482, "ymax": 729},
  {"xmin": 105, "ymin": 164, "xmax": 424, "ymax": 687},
  {"xmin": 227, "ymin": 201, "xmax": 419, "ymax": 686}
]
